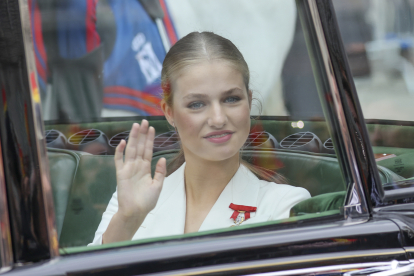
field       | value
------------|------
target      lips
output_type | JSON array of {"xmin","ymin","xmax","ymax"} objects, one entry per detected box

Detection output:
[
  {"xmin": 203, "ymin": 130, "xmax": 234, "ymax": 144},
  {"xmin": 203, "ymin": 130, "xmax": 234, "ymax": 138}
]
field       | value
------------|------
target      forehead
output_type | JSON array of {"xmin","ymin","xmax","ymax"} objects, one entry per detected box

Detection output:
[{"xmin": 172, "ymin": 60, "xmax": 246, "ymax": 99}]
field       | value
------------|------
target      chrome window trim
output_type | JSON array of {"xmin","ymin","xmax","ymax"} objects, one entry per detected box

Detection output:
[
  {"xmin": 369, "ymin": 263, "xmax": 414, "ymax": 276},
  {"xmin": 17, "ymin": 0, "xmax": 59, "ymax": 258},
  {"xmin": 303, "ymin": 0, "xmax": 369, "ymax": 218},
  {"xmin": 246, "ymin": 261, "xmax": 410, "ymax": 276},
  {"xmin": 0, "ymin": 138, "xmax": 13, "ymax": 270}
]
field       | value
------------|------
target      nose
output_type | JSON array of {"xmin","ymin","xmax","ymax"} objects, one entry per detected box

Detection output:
[{"xmin": 207, "ymin": 103, "xmax": 227, "ymax": 128}]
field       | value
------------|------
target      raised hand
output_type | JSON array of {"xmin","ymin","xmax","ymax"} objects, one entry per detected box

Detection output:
[{"xmin": 114, "ymin": 120, "xmax": 166, "ymax": 219}]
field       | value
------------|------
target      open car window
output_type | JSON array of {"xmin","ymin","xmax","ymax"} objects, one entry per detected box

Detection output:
[
  {"xmin": 30, "ymin": 0, "xmax": 364, "ymax": 252},
  {"xmin": 333, "ymin": 0, "xmax": 414, "ymax": 194}
]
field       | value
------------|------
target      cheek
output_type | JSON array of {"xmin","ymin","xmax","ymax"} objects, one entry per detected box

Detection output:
[
  {"xmin": 233, "ymin": 105, "xmax": 251, "ymax": 132},
  {"xmin": 175, "ymin": 112, "xmax": 199, "ymax": 135}
]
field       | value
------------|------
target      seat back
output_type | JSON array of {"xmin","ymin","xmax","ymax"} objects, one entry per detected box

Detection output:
[
  {"xmin": 57, "ymin": 150, "xmax": 402, "ymax": 247},
  {"xmin": 47, "ymin": 148, "xmax": 87, "ymax": 238},
  {"xmin": 242, "ymin": 150, "xmax": 346, "ymax": 196},
  {"xmin": 59, "ymin": 155, "xmax": 117, "ymax": 247},
  {"xmin": 59, "ymin": 151, "xmax": 177, "ymax": 247}
]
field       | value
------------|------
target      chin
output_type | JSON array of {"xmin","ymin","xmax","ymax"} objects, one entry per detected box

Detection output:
[{"xmin": 200, "ymin": 147, "xmax": 240, "ymax": 162}]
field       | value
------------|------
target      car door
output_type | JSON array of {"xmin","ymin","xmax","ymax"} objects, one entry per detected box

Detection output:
[{"xmin": 0, "ymin": 0, "xmax": 411, "ymax": 275}]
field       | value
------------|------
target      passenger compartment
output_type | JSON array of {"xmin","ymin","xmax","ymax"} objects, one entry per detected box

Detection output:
[
  {"xmin": 49, "ymin": 148, "xmax": 402, "ymax": 248},
  {"xmin": 45, "ymin": 119, "xmax": 407, "ymax": 247}
]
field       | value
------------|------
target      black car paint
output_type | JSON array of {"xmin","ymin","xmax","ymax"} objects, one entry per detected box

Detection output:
[
  {"xmin": 375, "ymin": 203, "xmax": 414, "ymax": 260},
  {"xmin": 1, "ymin": 217, "xmax": 408, "ymax": 275},
  {"xmin": 0, "ymin": 0, "xmax": 52, "ymax": 263}
]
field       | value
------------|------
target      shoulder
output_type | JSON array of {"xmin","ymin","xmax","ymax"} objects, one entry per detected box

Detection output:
[
  {"xmin": 239, "ymin": 164, "xmax": 310, "ymax": 200},
  {"xmin": 247, "ymin": 172, "xmax": 310, "ymax": 220},
  {"xmin": 259, "ymin": 180, "xmax": 310, "ymax": 198},
  {"xmin": 257, "ymin": 179, "xmax": 310, "ymax": 205}
]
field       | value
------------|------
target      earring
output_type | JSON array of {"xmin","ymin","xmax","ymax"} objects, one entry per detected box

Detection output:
[{"xmin": 172, "ymin": 122, "xmax": 177, "ymax": 133}]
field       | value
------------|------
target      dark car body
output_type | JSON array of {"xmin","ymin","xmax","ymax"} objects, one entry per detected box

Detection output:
[{"xmin": 0, "ymin": 0, "xmax": 414, "ymax": 275}]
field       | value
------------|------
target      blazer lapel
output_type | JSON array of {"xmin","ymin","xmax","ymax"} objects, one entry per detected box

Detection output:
[
  {"xmin": 198, "ymin": 165, "xmax": 261, "ymax": 232},
  {"xmin": 136, "ymin": 164, "xmax": 265, "ymax": 239}
]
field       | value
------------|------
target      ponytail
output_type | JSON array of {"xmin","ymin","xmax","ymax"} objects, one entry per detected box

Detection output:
[{"xmin": 240, "ymin": 159, "xmax": 286, "ymax": 183}]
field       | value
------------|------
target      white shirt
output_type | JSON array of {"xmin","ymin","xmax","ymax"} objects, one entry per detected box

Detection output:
[{"xmin": 89, "ymin": 163, "xmax": 310, "ymax": 245}]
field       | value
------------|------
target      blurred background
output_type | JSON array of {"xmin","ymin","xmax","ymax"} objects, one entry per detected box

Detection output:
[
  {"xmin": 30, "ymin": 0, "xmax": 414, "ymax": 122},
  {"xmin": 335, "ymin": 0, "xmax": 414, "ymax": 121}
]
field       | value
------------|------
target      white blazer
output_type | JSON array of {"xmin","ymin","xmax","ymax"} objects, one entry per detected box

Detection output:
[{"xmin": 89, "ymin": 163, "xmax": 310, "ymax": 245}]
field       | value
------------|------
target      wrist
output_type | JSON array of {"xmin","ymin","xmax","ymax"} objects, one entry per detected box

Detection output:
[{"xmin": 115, "ymin": 210, "xmax": 146, "ymax": 224}]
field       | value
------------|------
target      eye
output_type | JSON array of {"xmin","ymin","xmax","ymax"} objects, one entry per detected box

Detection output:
[
  {"xmin": 224, "ymin": 96, "xmax": 241, "ymax": 103},
  {"xmin": 188, "ymin": 101, "xmax": 205, "ymax": 109}
]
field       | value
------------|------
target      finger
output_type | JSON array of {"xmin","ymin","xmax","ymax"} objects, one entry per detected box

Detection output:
[
  {"xmin": 136, "ymin": 119, "xmax": 149, "ymax": 158},
  {"xmin": 125, "ymin": 123, "xmax": 139, "ymax": 161},
  {"xmin": 143, "ymin": 126, "xmax": 155, "ymax": 162},
  {"xmin": 114, "ymin": 139, "xmax": 126, "ymax": 171},
  {"xmin": 153, "ymin": 157, "xmax": 166, "ymax": 187}
]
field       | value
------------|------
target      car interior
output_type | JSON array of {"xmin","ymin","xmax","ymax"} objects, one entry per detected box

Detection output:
[{"xmin": 44, "ymin": 117, "xmax": 406, "ymax": 250}]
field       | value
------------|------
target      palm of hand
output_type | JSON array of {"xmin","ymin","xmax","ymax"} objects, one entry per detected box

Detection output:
[{"xmin": 115, "ymin": 120, "xmax": 166, "ymax": 218}]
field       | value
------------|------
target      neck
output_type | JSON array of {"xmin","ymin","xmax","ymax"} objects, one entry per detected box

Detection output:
[{"xmin": 183, "ymin": 150, "xmax": 240, "ymax": 206}]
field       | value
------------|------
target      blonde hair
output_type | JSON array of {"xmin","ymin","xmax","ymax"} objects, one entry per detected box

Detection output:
[{"xmin": 161, "ymin": 32, "xmax": 285, "ymax": 183}]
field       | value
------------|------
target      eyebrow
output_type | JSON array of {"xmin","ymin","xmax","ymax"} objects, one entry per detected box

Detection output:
[
  {"xmin": 182, "ymin": 93, "xmax": 207, "ymax": 100},
  {"xmin": 182, "ymin": 88, "xmax": 243, "ymax": 100}
]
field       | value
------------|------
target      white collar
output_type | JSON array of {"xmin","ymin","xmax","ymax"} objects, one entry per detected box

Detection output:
[{"xmin": 148, "ymin": 162, "xmax": 261, "ymax": 233}]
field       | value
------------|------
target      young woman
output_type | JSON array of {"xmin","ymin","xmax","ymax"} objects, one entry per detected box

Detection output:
[{"xmin": 90, "ymin": 32, "xmax": 310, "ymax": 245}]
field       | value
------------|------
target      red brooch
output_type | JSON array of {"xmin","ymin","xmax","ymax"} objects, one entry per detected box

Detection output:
[{"xmin": 229, "ymin": 203, "xmax": 257, "ymax": 226}]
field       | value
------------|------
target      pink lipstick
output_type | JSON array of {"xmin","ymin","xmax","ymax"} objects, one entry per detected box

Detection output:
[{"xmin": 203, "ymin": 130, "xmax": 234, "ymax": 144}]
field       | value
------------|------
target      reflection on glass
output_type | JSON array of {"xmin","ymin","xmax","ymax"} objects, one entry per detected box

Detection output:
[
  {"xmin": 291, "ymin": 120, "xmax": 305, "ymax": 129},
  {"xmin": 33, "ymin": 0, "xmax": 346, "ymax": 250},
  {"xmin": 334, "ymin": 0, "xmax": 414, "ymax": 188}
]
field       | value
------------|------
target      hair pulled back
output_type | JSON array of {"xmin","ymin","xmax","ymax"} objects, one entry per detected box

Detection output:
[
  {"xmin": 161, "ymin": 32, "xmax": 285, "ymax": 183},
  {"xmin": 161, "ymin": 31, "xmax": 249, "ymax": 106}
]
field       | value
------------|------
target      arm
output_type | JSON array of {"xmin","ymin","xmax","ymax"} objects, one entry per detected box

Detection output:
[
  {"xmin": 91, "ymin": 120, "xmax": 166, "ymax": 245},
  {"xmin": 92, "ymin": 189, "xmax": 147, "ymax": 245}
]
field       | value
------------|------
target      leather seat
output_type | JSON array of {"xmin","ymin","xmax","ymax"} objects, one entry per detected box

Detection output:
[
  {"xmin": 47, "ymin": 148, "xmax": 90, "ymax": 238},
  {"xmin": 55, "ymin": 149, "xmax": 403, "ymax": 247},
  {"xmin": 59, "ymin": 151, "xmax": 176, "ymax": 247},
  {"xmin": 242, "ymin": 150, "xmax": 345, "ymax": 196}
]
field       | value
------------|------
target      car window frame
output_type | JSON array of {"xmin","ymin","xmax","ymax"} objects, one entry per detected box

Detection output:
[
  {"xmin": 296, "ymin": 0, "xmax": 373, "ymax": 216},
  {"xmin": 0, "ymin": 0, "xmax": 58, "ymax": 265},
  {"xmin": 0, "ymin": 132, "xmax": 13, "ymax": 271},
  {"xmin": 305, "ymin": 0, "xmax": 414, "ymax": 207},
  {"xmin": 19, "ymin": 0, "xmax": 59, "ymax": 258}
]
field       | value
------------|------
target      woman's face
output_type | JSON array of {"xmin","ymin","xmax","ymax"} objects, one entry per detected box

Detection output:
[{"xmin": 163, "ymin": 60, "xmax": 251, "ymax": 162}]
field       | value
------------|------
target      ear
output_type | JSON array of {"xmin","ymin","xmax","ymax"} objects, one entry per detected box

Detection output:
[
  {"xmin": 161, "ymin": 99, "xmax": 174, "ymax": 127},
  {"xmin": 248, "ymin": 90, "xmax": 253, "ymax": 110}
]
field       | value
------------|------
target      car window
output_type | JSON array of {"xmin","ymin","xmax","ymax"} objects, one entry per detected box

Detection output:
[
  {"xmin": 31, "ymin": 0, "xmax": 353, "ymax": 252},
  {"xmin": 333, "ymin": 0, "xmax": 414, "ymax": 191}
]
